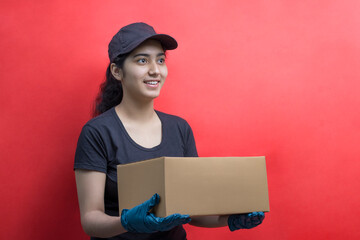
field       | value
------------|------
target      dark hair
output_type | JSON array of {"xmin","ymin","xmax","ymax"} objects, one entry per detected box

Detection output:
[{"xmin": 93, "ymin": 54, "xmax": 129, "ymax": 116}]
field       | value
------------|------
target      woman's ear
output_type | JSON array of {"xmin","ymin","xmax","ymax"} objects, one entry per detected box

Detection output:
[{"xmin": 110, "ymin": 63, "xmax": 123, "ymax": 81}]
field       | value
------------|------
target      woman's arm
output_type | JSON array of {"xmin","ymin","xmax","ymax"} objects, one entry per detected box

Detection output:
[
  {"xmin": 75, "ymin": 169, "xmax": 191, "ymax": 236},
  {"xmin": 189, "ymin": 215, "xmax": 229, "ymax": 228},
  {"xmin": 75, "ymin": 169, "xmax": 127, "ymax": 238}
]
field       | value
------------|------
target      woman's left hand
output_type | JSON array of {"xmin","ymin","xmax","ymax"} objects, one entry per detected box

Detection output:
[{"xmin": 228, "ymin": 212, "xmax": 265, "ymax": 231}]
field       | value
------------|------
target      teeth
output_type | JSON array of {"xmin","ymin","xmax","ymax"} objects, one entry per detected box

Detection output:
[{"xmin": 146, "ymin": 81, "xmax": 158, "ymax": 85}]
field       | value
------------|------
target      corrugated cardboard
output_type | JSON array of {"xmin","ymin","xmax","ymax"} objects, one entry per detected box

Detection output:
[{"xmin": 117, "ymin": 157, "xmax": 269, "ymax": 217}]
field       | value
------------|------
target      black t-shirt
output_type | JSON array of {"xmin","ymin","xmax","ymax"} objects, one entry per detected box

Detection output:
[{"xmin": 74, "ymin": 108, "xmax": 198, "ymax": 240}]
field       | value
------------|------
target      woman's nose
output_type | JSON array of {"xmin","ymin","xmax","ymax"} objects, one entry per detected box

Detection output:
[{"xmin": 148, "ymin": 61, "xmax": 160, "ymax": 76}]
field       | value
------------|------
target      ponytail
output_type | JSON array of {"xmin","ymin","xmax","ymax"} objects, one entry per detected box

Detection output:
[{"xmin": 93, "ymin": 54, "xmax": 128, "ymax": 116}]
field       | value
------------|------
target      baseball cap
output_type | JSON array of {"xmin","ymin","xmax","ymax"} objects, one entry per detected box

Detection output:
[{"xmin": 108, "ymin": 22, "xmax": 178, "ymax": 62}]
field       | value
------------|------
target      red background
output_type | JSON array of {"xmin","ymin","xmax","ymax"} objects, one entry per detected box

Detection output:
[{"xmin": 1, "ymin": 0, "xmax": 360, "ymax": 239}]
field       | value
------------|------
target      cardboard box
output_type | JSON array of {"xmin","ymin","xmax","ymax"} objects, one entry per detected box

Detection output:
[{"xmin": 117, "ymin": 157, "xmax": 269, "ymax": 217}]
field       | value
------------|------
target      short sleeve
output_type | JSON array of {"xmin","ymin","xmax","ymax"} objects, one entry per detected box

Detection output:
[
  {"xmin": 74, "ymin": 125, "xmax": 107, "ymax": 173},
  {"xmin": 184, "ymin": 123, "xmax": 198, "ymax": 157}
]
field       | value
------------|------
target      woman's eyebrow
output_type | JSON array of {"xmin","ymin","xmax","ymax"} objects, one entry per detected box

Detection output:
[{"xmin": 132, "ymin": 53, "xmax": 165, "ymax": 58}]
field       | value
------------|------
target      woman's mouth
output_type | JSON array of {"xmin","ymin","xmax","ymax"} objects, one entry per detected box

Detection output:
[{"xmin": 143, "ymin": 80, "xmax": 160, "ymax": 88}]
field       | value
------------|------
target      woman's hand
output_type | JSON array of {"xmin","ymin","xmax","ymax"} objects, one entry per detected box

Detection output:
[
  {"xmin": 121, "ymin": 193, "xmax": 191, "ymax": 233},
  {"xmin": 228, "ymin": 212, "xmax": 265, "ymax": 231}
]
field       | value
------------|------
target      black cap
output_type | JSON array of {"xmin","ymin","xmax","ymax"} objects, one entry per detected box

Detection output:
[{"xmin": 108, "ymin": 22, "xmax": 178, "ymax": 62}]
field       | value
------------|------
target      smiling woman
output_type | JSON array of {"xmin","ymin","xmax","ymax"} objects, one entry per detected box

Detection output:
[
  {"xmin": 73, "ymin": 22, "xmax": 264, "ymax": 240},
  {"xmin": 111, "ymin": 40, "xmax": 168, "ymax": 105}
]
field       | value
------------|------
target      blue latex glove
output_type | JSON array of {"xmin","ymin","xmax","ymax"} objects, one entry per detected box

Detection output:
[
  {"xmin": 121, "ymin": 193, "xmax": 191, "ymax": 233},
  {"xmin": 228, "ymin": 212, "xmax": 265, "ymax": 231}
]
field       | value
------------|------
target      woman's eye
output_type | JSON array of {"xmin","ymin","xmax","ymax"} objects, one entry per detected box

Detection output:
[
  {"xmin": 158, "ymin": 58, "xmax": 165, "ymax": 64},
  {"xmin": 137, "ymin": 58, "xmax": 147, "ymax": 64}
]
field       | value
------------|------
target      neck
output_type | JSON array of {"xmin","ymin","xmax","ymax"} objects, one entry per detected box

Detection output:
[{"xmin": 115, "ymin": 97, "xmax": 156, "ymax": 122}]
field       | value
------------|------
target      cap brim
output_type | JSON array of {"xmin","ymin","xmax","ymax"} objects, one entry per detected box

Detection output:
[{"xmin": 146, "ymin": 34, "xmax": 178, "ymax": 50}]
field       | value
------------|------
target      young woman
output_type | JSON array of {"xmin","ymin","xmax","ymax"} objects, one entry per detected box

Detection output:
[{"xmin": 74, "ymin": 22, "xmax": 264, "ymax": 240}]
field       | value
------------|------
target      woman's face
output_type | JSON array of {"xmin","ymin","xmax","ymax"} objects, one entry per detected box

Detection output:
[{"xmin": 119, "ymin": 39, "xmax": 168, "ymax": 102}]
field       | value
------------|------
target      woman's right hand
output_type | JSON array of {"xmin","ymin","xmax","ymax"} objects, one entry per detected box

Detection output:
[{"xmin": 121, "ymin": 193, "xmax": 191, "ymax": 233}]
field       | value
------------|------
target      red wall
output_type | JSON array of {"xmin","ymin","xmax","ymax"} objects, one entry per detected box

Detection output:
[{"xmin": 1, "ymin": 0, "xmax": 359, "ymax": 239}]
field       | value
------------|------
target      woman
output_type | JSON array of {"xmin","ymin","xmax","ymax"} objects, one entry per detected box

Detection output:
[{"xmin": 74, "ymin": 22, "xmax": 264, "ymax": 240}]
